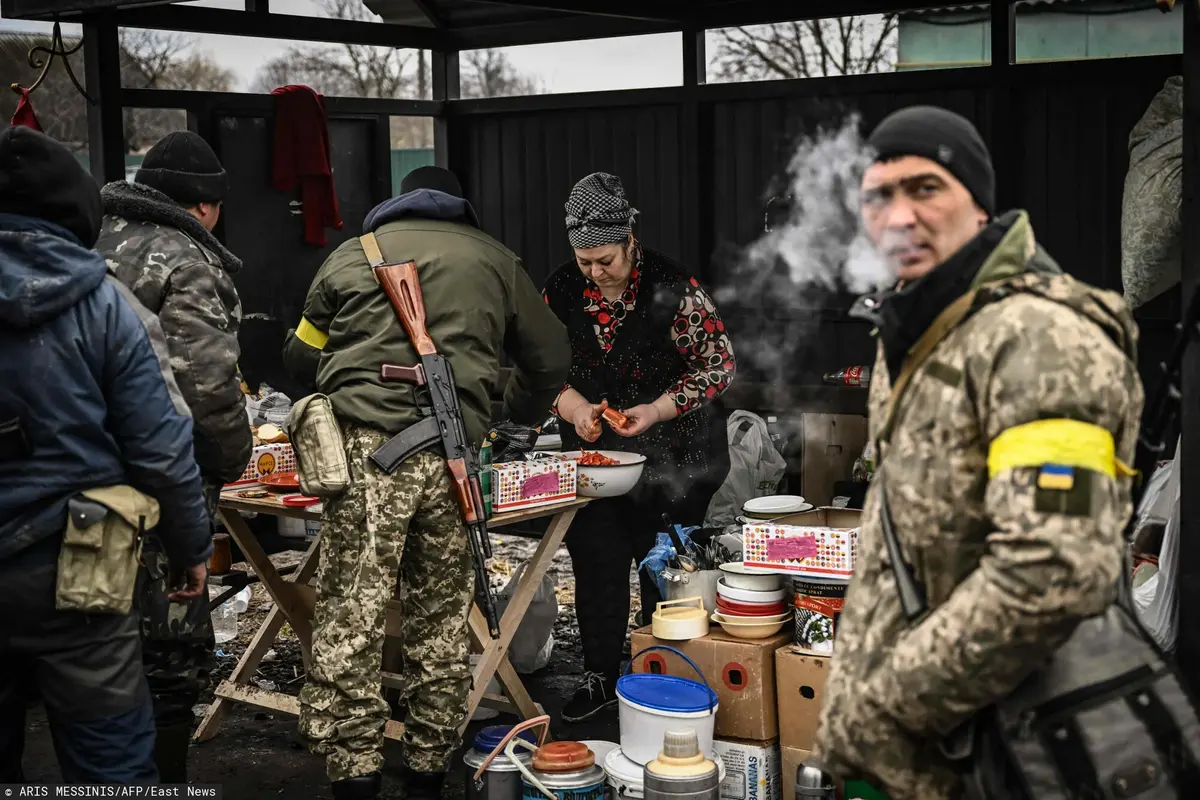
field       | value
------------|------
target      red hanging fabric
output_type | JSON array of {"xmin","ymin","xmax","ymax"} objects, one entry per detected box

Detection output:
[
  {"xmin": 269, "ymin": 84, "xmax": 343, "ymax": 247},
  {"xmin": 11, "ymin": 89, "xmax": 43, "ymax": 132}
]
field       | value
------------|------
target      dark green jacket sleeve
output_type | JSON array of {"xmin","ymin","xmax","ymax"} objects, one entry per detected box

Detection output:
[
  {"xmin": 502, "ymin": 257, "xmax": 571, "ymax": 425},
  {"xmin": 282, "ymin": 259, "xmax": 338, "ymax": 393}
]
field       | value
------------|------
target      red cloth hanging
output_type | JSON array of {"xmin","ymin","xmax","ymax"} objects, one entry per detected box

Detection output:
[
  {"xmin": 11, "ymin": 88, "xmax": 43, "ymax": 132},
  {"xmin": 269, "ymin": 84, "xmax": 343, "ymax": 247}
]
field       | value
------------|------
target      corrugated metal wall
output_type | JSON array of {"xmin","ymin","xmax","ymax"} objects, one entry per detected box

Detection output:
[{"xmin": 447, "ymin": 55, "xmax": 1180, "ymax": 409}]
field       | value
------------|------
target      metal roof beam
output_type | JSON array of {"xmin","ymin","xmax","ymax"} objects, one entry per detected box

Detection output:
[
  {"xmin": 461, "ymin": 0, "xmax": 688, "ymax": 23},
  {"xmin": 107, "ymin": 4, "xmax": 450, "ymax": 50}
]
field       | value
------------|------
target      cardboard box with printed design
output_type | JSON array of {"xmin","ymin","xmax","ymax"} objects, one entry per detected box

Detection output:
[
  {"xmin": 631, "ymin": 626, "xmax": 791, "ymax": 742},
  {"xmin": 743, "ymin": 508, "xmax": 861, "ymax": 578},
  {"xmin": 714, "ymin": 738, "xmax": 781, "ymax": 800}
]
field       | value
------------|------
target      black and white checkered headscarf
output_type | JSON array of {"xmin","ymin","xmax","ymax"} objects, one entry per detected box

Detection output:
[{"xmin": 564, "ymin": 172, "xmax": 639, "ymax": 249}]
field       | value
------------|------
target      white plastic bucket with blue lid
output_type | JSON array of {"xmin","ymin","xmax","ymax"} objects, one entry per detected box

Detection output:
[{"xmin": 616, "ymin": 646, "xmax": 719, "ymax": 765}]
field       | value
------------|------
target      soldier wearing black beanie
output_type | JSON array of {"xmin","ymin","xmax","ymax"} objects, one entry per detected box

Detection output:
[{"xmin": 866, "ymin": 105, "xmax": 995, "ymax": 218}]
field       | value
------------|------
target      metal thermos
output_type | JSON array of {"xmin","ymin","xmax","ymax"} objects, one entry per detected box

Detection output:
[
  {"xmin": 795, "ymin": 763, "xmax": 837, "ymax": 799},
  {"xmin": 642, "ymin": 730, "xmax": 720, "ymax": 800}
]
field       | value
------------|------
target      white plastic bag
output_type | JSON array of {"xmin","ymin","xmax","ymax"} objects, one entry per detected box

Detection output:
[
  {"xmin": 1132, "ymin": 440, "xmax": 1180, "ymax": 651},
  {"xmin": 494, "ymin": 561, "xmax": 557, "ymax": 674},
  {"xmin": 703, "ymin": 411, "xmax": 787, "ymax": 528}
]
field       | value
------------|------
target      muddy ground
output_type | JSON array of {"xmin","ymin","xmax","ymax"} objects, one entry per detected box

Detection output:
[{"xmin": 19, "ymin": 534, "xmax": 640, "ymax": 798}]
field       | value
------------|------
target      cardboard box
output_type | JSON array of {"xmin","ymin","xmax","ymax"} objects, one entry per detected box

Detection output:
[
  {"xmin": 631, "ymin": 627, "xmax": 791, "ymax": 742},
  {"xmin": 776, "ymin": 649, "xmax": 830, "ymax": 751},
  {"xmin": 492, "ymin": 457, "xmax": 576, "ymax": 512},
  {"xmin": 227, "ymin": 443, "xmax": 296, "ymax": 487},
  {"xmin": 713, "ymin": 738, "xmax": 781, "ymax": 800},
  {"xmin": 780, "ymin": 746, "xmax": 812, "ymax": 800},
  {"xmin": 743, "ymin": 508, "xmax": 861, "ymax": 578},
  {"xmin": 797, "ymin": 413, "xmax": 868, "ymax": 507}
]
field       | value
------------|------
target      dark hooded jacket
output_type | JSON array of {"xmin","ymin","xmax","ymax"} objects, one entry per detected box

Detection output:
[
  {"xmin": 96, "ymin": 181, "xmax": 252, "ymax": 488},
  {"xmin": 282, "ymin": 189, "xmax": 571, "ymax": 446},
  {"xmin": 0, "ymin": 213, "xmax": 211, "ymax": 567}
]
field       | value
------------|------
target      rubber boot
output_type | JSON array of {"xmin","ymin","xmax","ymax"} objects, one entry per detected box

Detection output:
[
  {"xmin": 402, "ymin": 768, "xmax": 446, "ymax": 800},
  {"xmin": 153, "ymin": 722, "xmax": 193, "ymax": 784},
  {"xmin": 332, "ymin": 772, "xmax": 382, "ymax": 800}
]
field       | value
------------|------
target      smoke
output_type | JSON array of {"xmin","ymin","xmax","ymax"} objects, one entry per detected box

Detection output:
[{"xmin": 717, "ymin": 113, "xmax": 892, "ymax": 309}]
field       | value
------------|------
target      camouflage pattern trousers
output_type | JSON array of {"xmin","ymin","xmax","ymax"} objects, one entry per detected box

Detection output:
[
  {"xmin": 298, "ymin": 423, "xmax": 474, "ymax": 782},
  {"xmin": 136, "ymin": 532, "xmax": 216, "ymax": 728}
]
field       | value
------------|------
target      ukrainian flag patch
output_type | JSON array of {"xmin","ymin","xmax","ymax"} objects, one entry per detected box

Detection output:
[{"xmin": 1037, "ymin": 464, "xmax": 1075, "ymax": 491}]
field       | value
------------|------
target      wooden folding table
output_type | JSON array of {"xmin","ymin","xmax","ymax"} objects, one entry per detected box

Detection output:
[{"xmin": 194, "ymin": 489, "xmax": 588, "ymax": 743}]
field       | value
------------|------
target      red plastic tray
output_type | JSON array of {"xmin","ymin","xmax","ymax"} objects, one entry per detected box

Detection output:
[{"xmin": 716, "ymin": 597, "xmax": 787, "ymax": 617}]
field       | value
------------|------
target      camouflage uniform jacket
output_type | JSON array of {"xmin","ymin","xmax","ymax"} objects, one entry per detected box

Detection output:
[
  {"xmin": 810, "ymin": 211, "xmax": 1145, "ymax": 799},
  {"xmin": 97, "ymin": 181, "xmax": 252, "ymax": 487}
]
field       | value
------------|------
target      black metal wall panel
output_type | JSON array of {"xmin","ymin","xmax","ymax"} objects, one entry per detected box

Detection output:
[
  {"xmin": 449, "ymin": 104, "xmax": 685, "ymax": 290},
  {"xmin": 446, "ymin": 55, "xmax": 1180, "ymax": 412}
]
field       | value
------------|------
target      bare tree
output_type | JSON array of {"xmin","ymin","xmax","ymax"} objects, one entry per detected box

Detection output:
[
  {"xmin": 2, "ymin": 30, "xmax": 234, "ymax": 155},
  {"xmin": 460, "ymin": 49, "xmax": 542, "ymax": 99},
  {"xmin": 710, "ymin": 16, "xmax": 899, "ymax": 81}
]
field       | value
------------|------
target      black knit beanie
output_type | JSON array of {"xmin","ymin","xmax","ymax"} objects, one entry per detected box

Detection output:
[
  {"xmin": 135, "ymin": 131, "xmax": 228, "ymax": 205},
  {"xmin": 0, "ymin": 126, "xmax": 102, "ymax": 247},
  {"xmin": 400, "ymin": 165, "xmax": 464, "ymax": 198},
  {"xmin": 866, "ymin": 106, "xmax": 995, "ymax": 217}
]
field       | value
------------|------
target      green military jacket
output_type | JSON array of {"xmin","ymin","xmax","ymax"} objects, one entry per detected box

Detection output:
[
  {"xmin": 811, "ymin": 211, "xmax": 1145, "ymax": 799},
  {"xmin": 283, "ymin": 216, "xmax": 570, "ymax": 447},
  {"xmin": 97, "ymin": 181, "xmax": 252, "ymax": 487}
]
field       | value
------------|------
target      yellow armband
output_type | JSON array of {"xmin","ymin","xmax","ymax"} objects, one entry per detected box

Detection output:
[
  {"xmin": 987, "ymin": 418, "xmax": 1136, "ymax": 489},
  {"xmin": 295, "ymin": 317, "xmax": 328, "ymax": 350}
]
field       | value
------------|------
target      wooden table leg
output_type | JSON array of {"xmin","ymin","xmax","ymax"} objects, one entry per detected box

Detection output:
[
  {"xmin": 465, "ymin": 507, "xmax": 578, "ymax": 723},
  {"xmin": 218, "ymin": 509, "xmax": 316, "ymax": 658},
  {"xmin": 194, "ymin": 528, "xmax": 320, "ymax": 742}
]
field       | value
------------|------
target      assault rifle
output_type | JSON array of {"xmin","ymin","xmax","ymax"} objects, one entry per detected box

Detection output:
[{"xmin": 361, "ymin": 234, "xmax": 500, "ymax": 639}]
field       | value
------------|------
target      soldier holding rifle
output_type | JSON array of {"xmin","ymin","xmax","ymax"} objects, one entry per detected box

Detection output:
[{"xmin": 282, "ymin": 166, "xmax": 570, "ymax": 800}]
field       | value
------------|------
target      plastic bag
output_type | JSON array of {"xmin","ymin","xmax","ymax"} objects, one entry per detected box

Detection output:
[
  {"xmin": 637, "ymin": 524, "xmax": 701, "ymax": 600},
  {"xmin": 1122, "ymin": 75, "xmax": 1183, "ymax": 309},
  {"xmin": 488, "ymin": 421, "xmax": 542, "ymax": 463},
  {"xmin": 703, "ymin": 411, "xmax": 787, "ymax": 527},
  {"xmin": 494, "ymin": 560, "xmax": 557, "ymax": 673},
  {"xmin": 246, "ymin": 383, "xmax": 293, "ymax": 428},
  {"xmin": 1132, "ymin": 440, "xmax": 1180, "ymax": 651}
]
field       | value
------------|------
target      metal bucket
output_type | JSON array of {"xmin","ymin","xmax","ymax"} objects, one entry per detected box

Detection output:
[
  {"xmin": 474, "ymin": 716, "xmax": 607, "ymax": 800},
  {"xmin": 464, "ymin": 725, "xmax": 536, "ymax": 800},
  {"xmin": 663, "ymin": 569, "xmax": 721, "ymax": 616}
]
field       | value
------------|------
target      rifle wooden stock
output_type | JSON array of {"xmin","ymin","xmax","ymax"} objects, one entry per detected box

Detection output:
[{"xmin": 374, "ymin": 261, "xmax": 437, "ymax": 357}]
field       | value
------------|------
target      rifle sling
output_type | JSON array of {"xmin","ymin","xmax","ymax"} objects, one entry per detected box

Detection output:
[{"xmin": 361, "ymin": 232, "xmax": 386, "ymax": 269}]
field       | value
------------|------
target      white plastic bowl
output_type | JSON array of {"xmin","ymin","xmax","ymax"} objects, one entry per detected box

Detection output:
[
  {"xmin": 716, "ymin": 577, "xmax": 787, "ymax": 605},
  {"xmin": 718, "ymin": 562, "xmax": 784, "ymax": 592},
  {"xmin": 566, "ymin": 450, "xmax": 647, "ymax": 498},
  {"xmin": 743, "ymin": 494, "xmax": 809, "ymax": 515}
]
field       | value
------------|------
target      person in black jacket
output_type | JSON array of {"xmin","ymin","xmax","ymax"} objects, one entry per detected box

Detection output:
[
  {"xmin": 543, "ymin": 172, "xmax": 736, "ymax": 722},
  {"xmin": 0, "ymin": 126, "xmax": 212, "ymax": 783}
]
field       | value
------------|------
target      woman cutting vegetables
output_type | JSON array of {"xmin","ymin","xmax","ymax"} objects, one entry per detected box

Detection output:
[{"xmin": 543, "ymin": 172, "xmax": 736, "ymax": 722}]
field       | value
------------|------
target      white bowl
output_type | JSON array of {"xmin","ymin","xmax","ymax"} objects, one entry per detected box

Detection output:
[
  {"xmin": 564, "ymin": 450, "xmax": 646, "ymax": 498},
  {"xmin": 718, "ymin": 562, "xmax": 784, "ymax": 592},
  {"xmin": 743, "ymin": 494, "xmax": 809, "ymax": 515},
  {"xmin": 716, "ymin": 577, "xmax": 787, "ymax": 605}
]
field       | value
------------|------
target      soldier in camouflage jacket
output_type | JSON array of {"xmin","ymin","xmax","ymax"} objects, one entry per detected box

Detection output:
[
  {"xmin": 95, "ymin": 131, "xmax": 252, "ymax": 784},
  {"xmin": 809, "ymin": 108, "xmax": 1144, "ymax": 799}
]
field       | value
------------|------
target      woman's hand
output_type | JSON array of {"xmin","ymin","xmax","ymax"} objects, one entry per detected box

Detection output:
[
  {"xmin": 571, "ymin": 398, "xmax": 608, "ymax": 443},
  {"xmin": 614, "ymin": 395, "xmax": 678, "ymax": 437}
]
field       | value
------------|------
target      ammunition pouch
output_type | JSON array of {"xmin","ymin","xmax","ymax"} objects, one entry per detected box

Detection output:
[
  {"xmin": 57, "ymin": 485, "xmax": 159, "ymax": 615},
  {"xmin": 286, "ymin": 393, "xmax": 350, "ymax": 498}
]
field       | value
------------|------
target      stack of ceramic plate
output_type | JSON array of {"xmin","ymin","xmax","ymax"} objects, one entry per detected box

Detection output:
[
  {"xmin": 737, "ymin": 494, "xmax": 814, "ymax": 524},
  {"xmin": 712, "ymin": 577, "xmax": 791, "ymax": 639}
]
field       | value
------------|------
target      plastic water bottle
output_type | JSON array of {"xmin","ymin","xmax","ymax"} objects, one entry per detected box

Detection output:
[
  {"xmin": 230, "ymin": 586, "xmax": 252, "ymax": 614},
  {"xmin": 209, "ymin": 586, "xmax": 239, "ymax": 644}
]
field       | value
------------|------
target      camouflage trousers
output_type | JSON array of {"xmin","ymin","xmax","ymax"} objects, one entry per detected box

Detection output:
[
  {"xmin": 298, "ymin": 423, "xmax": 474, "ymax": 782},
  {"xmin": 136, "ymin": 536, "xmax": 216, "ymax": 728}
]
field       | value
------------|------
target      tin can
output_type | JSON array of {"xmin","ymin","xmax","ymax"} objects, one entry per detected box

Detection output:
[{"xmin": 480, "ymin": 439, "xmax": 493, "ymax": 518}]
